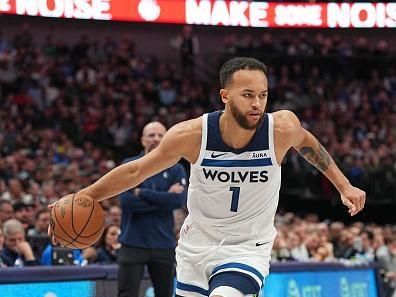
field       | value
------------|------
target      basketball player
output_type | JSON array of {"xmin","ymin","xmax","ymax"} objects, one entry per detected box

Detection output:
[{"xmin": 49, "ymin": 57, "xmax": 365, "ymax": 297}]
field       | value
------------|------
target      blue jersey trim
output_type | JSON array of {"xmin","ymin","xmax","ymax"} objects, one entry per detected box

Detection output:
[
  {"xmin": 211, "ymin": 262, "xmax": 264, "ymax": 283},
  {"xmin": 176, "ymin": 281, "xmax": 208, "ymax": 296},
  {"xmin": 206, "ymin": 111, "xmax": 269, "ymax": 154},
  {"xmin": 209, "ymin": 271, "xmax": 261, "ymax": 295},
  {"xmin": 201, "ymin": 158, "xmax": 272, "ymax": 167}
]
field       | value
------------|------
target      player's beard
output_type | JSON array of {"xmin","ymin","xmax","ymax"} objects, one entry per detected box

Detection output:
[{"xmin": 229, "ymin": 100, "xmax": 264, "ymax": 130}]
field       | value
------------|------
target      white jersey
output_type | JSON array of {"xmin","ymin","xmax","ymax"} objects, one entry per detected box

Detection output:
[{"xmin": 187, "ymin": 111, "xmax": 281, "ymax": 241}]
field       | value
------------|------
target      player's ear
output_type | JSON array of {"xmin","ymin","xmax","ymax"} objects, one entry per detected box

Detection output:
[{"xmin": 220, "ymin": 89, "xmax": 229, "ymax": 104}]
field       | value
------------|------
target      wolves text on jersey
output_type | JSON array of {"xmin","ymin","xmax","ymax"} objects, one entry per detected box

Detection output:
[{"xmin": 203, "ymin": 168, "xmax": 269, "ymax": 183}]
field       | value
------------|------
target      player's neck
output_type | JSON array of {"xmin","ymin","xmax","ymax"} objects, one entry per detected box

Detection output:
[{"xmin": 219, "ymin": 112, "xmax": 256, "ymax": 149}]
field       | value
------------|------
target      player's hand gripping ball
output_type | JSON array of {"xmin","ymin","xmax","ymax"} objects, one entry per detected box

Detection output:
[{"xmin": 50, "ymin": 193, "xmax": 105, "ymax": 249}]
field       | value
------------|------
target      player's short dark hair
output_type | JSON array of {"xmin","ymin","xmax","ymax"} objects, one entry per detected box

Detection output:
[{"xmin": 219, "ymin": 57, "xmax": 267, "ymax": 88}]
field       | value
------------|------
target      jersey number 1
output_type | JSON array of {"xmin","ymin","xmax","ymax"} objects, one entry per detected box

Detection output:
[{"xmin": 229, "ymin": 187, "xmax": 240, "ymax": 212}]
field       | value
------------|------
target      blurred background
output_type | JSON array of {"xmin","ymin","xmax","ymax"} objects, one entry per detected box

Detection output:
[{"xmin": 0, "ymin": 1, "xmax": 395, "ymax": 297}]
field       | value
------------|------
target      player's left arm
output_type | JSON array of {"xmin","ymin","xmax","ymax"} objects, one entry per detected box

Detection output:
[{"xmin": 282, "ymin": 110, "xmax": 366, "ymax": 216}]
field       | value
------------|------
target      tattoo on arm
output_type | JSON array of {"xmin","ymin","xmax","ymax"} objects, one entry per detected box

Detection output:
[{"xmin": 299, "ymin": 141, "xmax": 333, "ymax": 172}]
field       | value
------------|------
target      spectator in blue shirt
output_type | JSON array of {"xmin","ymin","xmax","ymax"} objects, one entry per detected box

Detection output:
[{"xmin": 118, "ymin": 121, "xmax": 187, "ymax": 297}]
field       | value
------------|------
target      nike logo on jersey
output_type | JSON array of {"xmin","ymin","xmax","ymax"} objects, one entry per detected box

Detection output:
[
  {"xmin": 256, "ymin": 241, "xmax": 269, "ymax": 247},
  {"xmin": 211, "ymin": 152, "xmax": 227, "ymax": 158}
]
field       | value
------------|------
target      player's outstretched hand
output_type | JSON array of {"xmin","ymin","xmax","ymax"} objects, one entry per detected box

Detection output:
[
  {"xmin": 340, "ymin": 185, "xmax": 366, "ymax": 216},
  {"xmin": 47, "ymin": 202, "xmax": 58, "ymax": 245}
]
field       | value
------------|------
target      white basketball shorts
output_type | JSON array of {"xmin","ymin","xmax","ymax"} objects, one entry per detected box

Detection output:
[{"xmin": 175, "ymin": 216, "xmax": 274, "ymax": 297}]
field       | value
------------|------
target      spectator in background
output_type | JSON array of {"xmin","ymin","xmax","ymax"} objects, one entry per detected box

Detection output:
[
  {"xmin": 334, "ymin": 229, "xmax": 359, "ymax": 259},
  {"xmin": 0, "ymin": 54, "xmax": 17, "ymax": 87},
  {"xmin": 0, "ymin": 219, "xmax": 39, "ymax": 267},
  {"xmin": 377, "ymin": 234, "xmax": 396, "ymax": 297},
  {"xmin": 304, "ymin": 231, "xmax": 321, "ymax": 259},
  {"xmin": 12, "ymin": 201, "xmax": 33, "ymax": 231},
  {"xmin": 117, "ymin": 121, "xmax": 187, "ymax": 297},
  {"xmin": 27, "ymin": 208, "xmax": 50, "ymax": 237},
  {"xmin": 12, "ymin": 22, "xmax": 32, "ymax": 50},
  {"xmin": 0, "ymin": 228, "xmax": 4, "ymax": 267},
  {"xmin": 75, "ymin": 61, "xmax": 97, "ymax": 89},
  {"xmin": 0, "ymin": 200, "xmax": 13, "ymax": 228},
  {"xmin": 158, "ymin": 80, "xmax": 177, "ymax": 106},
  {"xmin": 27, "ymin": 208, "xmax": 51, "ymax": 259},
  {"xmin": 1, "ymin": 178, "xmax": 28, "ymax": 202},
  {"xmin": 0, "ymin": 30, "xmax": 11, "ymax": 53},
  {"xmin": 288, "ymin": 231, "xmax": 309, "ymax": 261},
  {"xmin": 107, "ymin": 205, "xmax": 121, "ymax": 226},
  {"xmin": 85, "ymin": 224, "xmax": 121, "ymax": 265},
  {"xmin": 315, "ymin": 223, "xmax": 334, "ymax": 261},
  {"xmin": 271, "ymin": 231, "xmax": 293, "ymax": 262},
  {"xmin": 172, "ymin": 25, "xmax": 199, "ymax": 77},
  {"xmin": 357, "ymin": 230, "xmax": 375, "ymax": 262},
  {"xmin": 0, "ymin": 227, "xmax": 4, "ymax": 250}
]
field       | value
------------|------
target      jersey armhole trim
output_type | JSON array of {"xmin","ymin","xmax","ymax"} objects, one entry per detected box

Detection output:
[
  {"xmin": 191, "ymin": 113, "xmax": 208, "ymax": 167},
  {"xmin": 268, "ymin": 113, "xmax": 281, "ymax": 168}
]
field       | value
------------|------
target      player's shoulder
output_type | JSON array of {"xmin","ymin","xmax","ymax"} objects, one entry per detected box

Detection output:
[
  {"xmin": 158, "ymin": 116, "xmax": 202, "ymax": 160},
  {"xmin": 271, "ymin": 110, "xmax": 299, "ymax": 122},
  {"xmin": 166, "ymin": 117, "xmax": 202, "ymax": 141},
  {"xmin": 270, "ymin": 110, "xmax": 301, "ymax": 134}
]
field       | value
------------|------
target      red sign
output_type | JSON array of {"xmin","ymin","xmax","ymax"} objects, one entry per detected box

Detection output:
[{"xmin": 0, "ymin": 0, "xmax": 395, "ymax": 28}]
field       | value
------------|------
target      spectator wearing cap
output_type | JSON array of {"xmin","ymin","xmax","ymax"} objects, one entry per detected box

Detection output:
[{"xmin": 0, "ymin": 219, "xmax": 39, "ymax": 267}]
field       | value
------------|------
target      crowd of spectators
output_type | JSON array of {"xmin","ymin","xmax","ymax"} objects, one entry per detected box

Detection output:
[
  {"xmin": 224, "ymin": 31, "xmax": 396, "ymax": 201},
  {"xmin": 0, "ymin": 26, "xmax": 395, "ymax": 208},
  {"xmin": 223, "ymin": 31, "xmax": 392, "ymax": 61},
  {"xmin": 272, "ymin": 212, "xmax": 396, "ymax": 294},
  {"xmin": 0, "ymin": 22, "xmax": 395, "ymax": 296}
]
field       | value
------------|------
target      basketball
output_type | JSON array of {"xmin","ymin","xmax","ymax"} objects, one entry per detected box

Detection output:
[{"xmin": 50, "ymin": 193, "xmax": 105, "ymax": 249}]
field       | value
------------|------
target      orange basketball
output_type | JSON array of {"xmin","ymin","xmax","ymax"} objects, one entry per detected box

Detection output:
[{"xmin": 50, "ymin": 193, "xmax": 105, "ymax": 249}]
